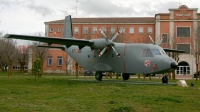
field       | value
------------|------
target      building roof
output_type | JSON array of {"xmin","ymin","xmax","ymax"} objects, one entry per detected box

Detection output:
[
  {"xmin": 169, "ymin": 5, "xmax": 198, "ymax": 11},
  {"xmin": 45, "ymin": 17, "xmax": 155, "ymax": 24}
]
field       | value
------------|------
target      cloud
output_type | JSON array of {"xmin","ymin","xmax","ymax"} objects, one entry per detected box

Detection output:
[
  {"xmin": 26, "ymin": 3, "xmax": 54, "ymax": 16},
  {"xmin": 1, "ymin": 0, "xmax": 54, "ymax": 16},
  {"xmin": 78, "ymin": 0, "xmax": 136, "ymax": 17},
  {"xmin": 1, "ymin": 0, "xmax": 200, "ymax": 36}
]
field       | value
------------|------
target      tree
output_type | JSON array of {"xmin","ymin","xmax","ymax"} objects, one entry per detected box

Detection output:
[
  {"xmin": 16, "ymin": 45, "xmax": 28, "ymax": 73},
  {"xmin": 31, "ymin": 41, "xmax": 49, "ymax": 76},
  {"xmin": 193, "ymin": 25, "xmax": 200, "ymax": 81},
  {"xmin": 0, "ymin": 36, "xmax": 6, "ymax": 71},
  {"xmin": 32, "ymin": 58, "xmax": 42, "ymax": 81},
  {"xmin": 63, "ymin": 53, "xmax": 73, "ymax": 75},
  {"xmin": 3, "ymin": 38, "xmax": 17, "ymax": 76}
]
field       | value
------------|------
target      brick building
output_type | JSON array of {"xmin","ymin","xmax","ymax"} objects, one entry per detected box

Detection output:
[{"xmin": 42, "ymin": 5, "xmax": 200, "ymax": 75}]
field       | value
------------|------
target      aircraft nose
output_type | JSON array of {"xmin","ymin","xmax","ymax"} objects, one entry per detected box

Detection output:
[{"xmin": 171, "ymin": 62, "xmax": 178, "ymax": 69}]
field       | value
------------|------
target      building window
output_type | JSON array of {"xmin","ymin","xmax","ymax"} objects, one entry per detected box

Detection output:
[
  {"xmin": 177, "ymin": 27, "xmax": 190, "ymax": 37},
  {"xmin": 47, "ymin": 56, "xmax": 52, "ymax": 66},
  {"xmin": 22, "ymin": 66, "xmax": 28, "ymax": 70},
  {"xmin": 177, "ymin": 44, "xmax": 190, "ymax": 54},
  {"xmin": 120, "ymin": 27, "xmax": 125, "ymax": 34},
  {"xmin": 111, "ymin": 27, "xmax": 116, "ymax": 34},
  {"xmin": 148, "ymin": 27, "xmax": 152, "ymax": 34},
  {"xmin": 129, "ymin": 27, "xmax": 134, "ymax": 34},
  {"xmin": 74, "ymin": 27, "xmax": 79, "ymax": 34},
  {"xmin": 139, "ymin": 27, "xmax": 143, "ymax": 34},
  {"xmin": 84, "ymin": 27, "xmax": 88, "ymax": 34},
  {"xmin": 162, "ymin": 34, "xmax": 168, "ymax": 43},
  {"xmin": 49, "ymin": 28, "xmax": 54, "ymax": 32},
  {"xmin": 102, "ymin": 27, "xmax": 106, "ymax": 33},
  {"xmin": 57, "ymin": 56, "xmax": 62, "ymax": 66},
  {"xmin": 93, "ymin": 27, "xmax": 97, "ymax": 34},
  {"xmin": 13, "ymin": 66, "xmax": 20, "ymax": 70},
  {"xmin": 57, "ymin": 27, "xmax": 61, "ymax": 32}
]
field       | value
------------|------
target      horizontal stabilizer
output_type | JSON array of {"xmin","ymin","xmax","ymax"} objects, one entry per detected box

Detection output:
[{"xmin": 164, "ymin": 48, "xmax": 185, "ymax": 53}]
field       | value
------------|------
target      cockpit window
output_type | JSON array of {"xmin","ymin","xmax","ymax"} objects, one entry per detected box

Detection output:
[
  {"xmin": 141, "ymin": 49, "xmax": 153, "ymax": 57},
  {"xmin": 151, "ymin": 49, "xmax": 161, "ymax": 55},
  {"xmin": 160, "ymin": 49, "xmax": 166, "ymax": 55}
]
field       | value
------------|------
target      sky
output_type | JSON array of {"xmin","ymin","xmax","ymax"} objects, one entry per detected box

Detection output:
[{"xmin": 0, "ymin": 0, "xmax": 200, "ymax": 44}]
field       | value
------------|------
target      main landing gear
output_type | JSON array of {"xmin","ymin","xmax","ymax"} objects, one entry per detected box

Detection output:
[
  {"xmin": 95, "ymin": 72, "xmax": 130, "ymax": 81},
  {"xmin": 95, "ymin": 71, "xmax": 103, "ymax": 81},
  {"xmin": 122, "ymin": 73, "xmax": 130, "ymax": 81}
]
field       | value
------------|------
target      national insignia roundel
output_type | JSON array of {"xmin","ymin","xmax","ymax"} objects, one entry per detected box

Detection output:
[{"xmin": 144, "ymin": 60, "xmax": 150, "ymax": 67}]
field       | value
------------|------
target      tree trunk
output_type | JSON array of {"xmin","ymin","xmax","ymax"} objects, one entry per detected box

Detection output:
[
  {"xmin": 40, "ymin": 60, "xmax": 44, "ymax": 76},
  {"xmin": 7, "ymin": 58, "xmax": 10, "ymax": 77},
  {"xmin": 75, "ymin": 62, "xmax": 78, "ymax": 77},
  {"xmin": 110, "ymin": 72, "xmax": 112, "ymax": 78},
  {"xmin": 172, "ymin": 70, "xmax": 176, "ymax": 80},
  {"xmin": 105, "ymin": 72, "xmax": 108, "ymax": 78},
  {"xmin": 168, "ymin": 72, "xmax": 171, "ymax": 79},
  {"xmin": 149, "ymin": 75, "xmax": 151, "ymax": 80},
  {"xmin": 66, "ymin": 64, "xmax": 68, "ymax": 75},
  {"xmin": 138, "ymin": 74, "xmax": 140, "ymax": 78},
  {"xmin": 196, "ymin": 63, "xmax": 198, "ymax": 81},
  {"xmin": 20, "ymin": 63, "xmax": 22, "ymax": 73},
  {"xmin": 0, "ymin": 65, "xmax": 2, "ymax": 72}
]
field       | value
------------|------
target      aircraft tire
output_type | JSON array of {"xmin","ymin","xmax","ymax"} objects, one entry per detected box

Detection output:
[
  {"xmin": 122, "ymin": 73, "xmax": 130, "ymax": 81},
  {"xmin": 162, "ymin": 75, "xmax": 168, "ymax": 84},
  {"xmin": 95, "ymin": 71, "xmax": 103, "ymax": 81}
]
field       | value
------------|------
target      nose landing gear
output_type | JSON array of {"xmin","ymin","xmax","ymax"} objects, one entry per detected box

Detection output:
[{"xmin": 162, "ymin": 75, "xmax": 168, "ymax": 84}]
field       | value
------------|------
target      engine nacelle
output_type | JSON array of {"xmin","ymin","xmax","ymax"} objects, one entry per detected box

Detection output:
[{"xmin": 89, "ymin": 39, "xmax": 113, "ymax": 49}]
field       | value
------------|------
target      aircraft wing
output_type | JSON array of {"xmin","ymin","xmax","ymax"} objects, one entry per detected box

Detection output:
[
  {"xmin": 4, "ymin": 34, "xmax": 93, "ymax": 48},
  {"xmin": 163, "ymin": 48, "xmax": 185, "ymax": 53}
]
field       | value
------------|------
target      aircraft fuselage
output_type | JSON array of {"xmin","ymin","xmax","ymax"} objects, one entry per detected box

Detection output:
[{"xmin": 66, "ymin": 43, "xmax": 177, "ymax": 75}]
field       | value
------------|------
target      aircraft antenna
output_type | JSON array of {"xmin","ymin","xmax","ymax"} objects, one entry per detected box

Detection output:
[
  {"xmin": 76, "ymin": 0, "xmax": 78, "ymax": 18},
  {"xmin": 176, "ymin": 0, "xmax": 182, "ymax": 7}
]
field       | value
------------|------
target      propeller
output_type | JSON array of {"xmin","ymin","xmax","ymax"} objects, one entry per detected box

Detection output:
[
  {"xmin": 157, "ymin": 37, "xmax": 164, "ymax": 46},
  {"xmin": 149, "ymin": 35, "xmax": 155, "ymax": 45},
  {"xmin": 99, "ymin": 29, "xmax": 120, "ymax": 57},
  {"xmin": 149, "ymin": 35, "xmax": 165, "ymax": 46}
]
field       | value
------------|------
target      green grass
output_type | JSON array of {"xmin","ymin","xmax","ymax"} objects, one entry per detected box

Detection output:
[{"xmin": 0, "ymin": 72, "xmax": 200, "ymax": 112}]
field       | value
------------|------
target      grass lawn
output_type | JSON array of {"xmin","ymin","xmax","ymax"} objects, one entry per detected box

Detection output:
[{"xmin": 0, "ymin": 72, "xmax": 200, "ymax": 112}]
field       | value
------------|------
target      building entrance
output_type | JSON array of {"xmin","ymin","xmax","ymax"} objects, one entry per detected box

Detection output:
[{"xmin": 176, "ymin": 61, "xmax": 190, "ymax": 75}]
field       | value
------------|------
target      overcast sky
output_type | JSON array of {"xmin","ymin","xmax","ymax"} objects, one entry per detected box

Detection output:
[{"xmin": 0, "ymin": 0, "xmax": 200, "ymax": 44}]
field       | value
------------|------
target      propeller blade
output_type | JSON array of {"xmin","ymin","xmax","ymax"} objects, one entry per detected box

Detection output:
[
  {"xmin": 111, "ymin": 46, "xmax": 120, "ymax": 57},
  {"xmin": 111, "ymin": 31, "xmax": 120, "ymax": 42},
  {"xmin": 99, "ymin": 47, "xmax": 107, "ymax": 57},
  {"xmin": 99, "ymin": 29, "xmax": 108, "ymax": 42},
  {"xmin": 149, "ymin": 35, "xmax": 155, "ymax": 45},
  {"xmin": 157, "ymin": 37, "xmax": 164, "ymax": 46}
]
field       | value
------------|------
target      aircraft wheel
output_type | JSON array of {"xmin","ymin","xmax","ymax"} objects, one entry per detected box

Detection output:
[
  {"xmin": 95, "ymin": 71, "xmax": 103, "ymax": 81},
  {"xmin": 122, "ymin": 73, "xmax": 130, "ymax": 81},
  {"xmin": 162, "ymin": 75, "xmax": 168, "ymax": 84}
]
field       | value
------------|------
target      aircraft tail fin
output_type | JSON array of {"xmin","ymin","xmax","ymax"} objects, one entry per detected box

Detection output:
[{"xmin": 63, "ymin": 15, "xmax": 73, "ymax": 38}]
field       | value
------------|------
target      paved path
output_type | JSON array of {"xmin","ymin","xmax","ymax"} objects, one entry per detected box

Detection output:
[
  {"xmin": 175, "ymin": 75, "xmax": 193, "ymax": 79},
  {"xmin": 69, "ymin": 78, "xmax": 177, "ymax": 86}
]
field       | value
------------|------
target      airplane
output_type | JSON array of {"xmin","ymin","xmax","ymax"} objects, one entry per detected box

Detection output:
[{"xmin": 5, "ymin": 15, "xmax": 183, "ymax": 81}]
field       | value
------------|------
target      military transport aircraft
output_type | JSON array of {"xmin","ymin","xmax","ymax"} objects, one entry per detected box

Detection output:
[{"xmin": 5, "ymin": 15, "xmax": 181, "ymax": 81}]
